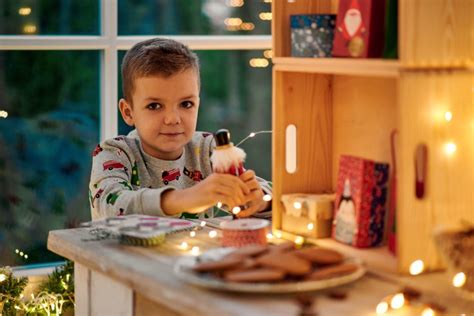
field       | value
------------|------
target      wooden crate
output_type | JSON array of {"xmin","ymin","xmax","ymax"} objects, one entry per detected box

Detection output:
[{"xmin": 271, "ymin": 0, "xmax": 473, "ymax": 274}]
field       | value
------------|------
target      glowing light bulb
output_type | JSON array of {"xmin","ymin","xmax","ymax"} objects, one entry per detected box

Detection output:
[
  {"xmin": 295, "ymin": 236, "xmax": 304, "ymax": 245},
  {"xmin": 307, "ymin": 223, "xmax": 314, "ymax": 231},
  {"xmin": 376, "ymin": 301, "xmax": 389, "ymax": 315},
  {"xmin": 249, "ymin": 58, "xmax": 269, "ymax": 68},
  {"xmin": 274, "ymin": 231, "xmax": 282, "ymax": 239},
  {"xmin": 390, "ymin": 293, "xmax": 405, "ymax": 309},
  {"xmin": 249, "ymin": 132, "xmax": 256, "ymax": 137},
  {"xmin": 200, "ymin": 221, "xmax": 206, "ymax": 227},
  {"xmin": 232, "ymin": 206, "xmax": 241, "ymax": 214},
  {"xmin": 190, "ymin": 231, "xmax": 196, "ymax": 238},
  {"xmin": 191, "ymin": 246, "xmax": 200, "ymax": 256},
  {"xmin": 209, "ymin": 230, "xmax": 217, "ymax": 238},
  {"xmin": 453, "ymin": 272, "xmax": 466, "ymax": 287},
  {"xmin": 258, "ymin": 12, "xmax": 272, "ymax": 20},
  {"xmin": 263, "ymin": 194, "xmax": 272, "ymax": 202},
  {"xmin": 18, "ymin": 7, "xmax": 31, "ymax": 15},
  {"xmin": 15, "ymin": 249, "xmax": 19, "ymax": 254},
  {"xmin": 224, "ymin": 17, "xmax": 243, "ymax": 26},
  {"xmin": 240, "ymin": 22, "xmax": 255, "ymax": 31},
  {"xmin": 0, "ymin": 274, "xmax": 6, "ymax": 282},
  {"xmin": 179, "ymin": 242, "xmax": 189, "ymax": 250},
  {"xmin": 421, "ymin": 307, "xmax": 435, "ymax": 316},
  {"xmin": 23, "ymin": 24, "xmax": 37, "ymax": 34},
  {"xmin": 19, "ymin": 252, "xmax": 24, "ymax": 256},
  {"xmin": 444, "ymin": 111, "xmax": 453, "ymax": 122},
  {"xmin": 24, "ymin": 254, "xmax": 28, "ymax": 259},
  {"xmin": 409, "ymin": 259, "xmax": 425, "ymax": 275},
  {"xmin": 0, "ymin": 111, "xmax": 8, "ymax": 118},
  {"xmin": 263, "ymin": 50, "xmax": 273, "ymax": 59},
  {"xmin": 266, "ymin": 233, "xmax": 274, "ymax": 240},
  {"xmin": 217, "ymin": 202, "xmax": 223, "ymax": 208},
  {"xmin": 444, "ymin": 142, "xmax": 457, "ymax": 155},
  {"xmin": 227, "ymin": 0, "xmax": 244, "ymax": 7},
  {"xmin": 293, "ymin": 201, "xmax": 302, "ymax": 209}
]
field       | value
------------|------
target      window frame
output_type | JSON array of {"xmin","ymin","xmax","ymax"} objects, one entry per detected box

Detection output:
[{"xmin": 0, "ymin": 0, "xmax": 272, "ymax": 142}]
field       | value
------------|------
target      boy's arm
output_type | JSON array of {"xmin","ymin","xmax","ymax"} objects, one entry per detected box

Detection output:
[
  {"xmin": 89, "ymin": 140, "xmax": 177, "ymax": 220},
  {"xmin": 161, "ymin": 173, "xmax": 251, "ymax": 216}
]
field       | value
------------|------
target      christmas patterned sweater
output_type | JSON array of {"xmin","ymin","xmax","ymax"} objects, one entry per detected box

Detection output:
[{"xmin": 89, "ymin": 130, "xmax": 272, "ymax": 220}]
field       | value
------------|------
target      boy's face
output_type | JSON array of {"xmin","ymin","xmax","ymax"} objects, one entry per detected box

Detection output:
[{"xmin": 119, "ymin": 69, "xmax": 200, "ymax": 160}]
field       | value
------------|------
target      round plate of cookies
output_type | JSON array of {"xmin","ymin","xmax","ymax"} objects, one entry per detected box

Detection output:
[{"xmin": 174, "ymin": 242, "xmax": 366, "ymax": 293}]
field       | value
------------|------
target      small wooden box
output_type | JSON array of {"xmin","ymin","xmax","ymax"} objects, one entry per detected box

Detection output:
[{"xmin": 281, "ymin": 194, "xmax": 335, "ymax": 238}]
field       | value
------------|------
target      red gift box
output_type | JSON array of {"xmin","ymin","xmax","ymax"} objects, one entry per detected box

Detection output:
[
  {"xmin": 332, "ymin": 0, "xmax": 386, "ymax": 58},
  {"xmin": 332, "ymin": 155, "xmax": 389, "ymax": 248}
]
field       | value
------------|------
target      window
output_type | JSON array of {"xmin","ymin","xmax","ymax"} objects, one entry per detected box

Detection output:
[{"xmin": 0, "ymin": 0, "xmax": 271, "ymax": 267}]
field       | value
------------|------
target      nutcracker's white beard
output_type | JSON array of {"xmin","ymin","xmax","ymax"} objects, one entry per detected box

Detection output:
[{"xmin": 211, "ymin": 146, "xmax": 246, "ymax": 173}]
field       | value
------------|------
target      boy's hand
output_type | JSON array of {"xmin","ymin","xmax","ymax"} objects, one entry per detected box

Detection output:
[
  {"xmin": 161, "ymin": 173, "xmax": 250, "ymax": 215},
  {"xmin": 235, "ymin": 170, "xmax": 270, "ymax": 218}
]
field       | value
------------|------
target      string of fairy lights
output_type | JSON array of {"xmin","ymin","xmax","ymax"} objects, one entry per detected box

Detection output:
[
  {"xmin": 0, "ymin": 263, "xmax": 74, "ymax": 315},
  {"xmin": 1, "ymin": 111, "xmax": 469, "ymax": 314}
]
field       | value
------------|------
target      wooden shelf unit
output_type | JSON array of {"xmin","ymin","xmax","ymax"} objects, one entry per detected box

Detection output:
[{"xmin": 271, "ymin": 0, "xmax": 473, "ymax": 274}]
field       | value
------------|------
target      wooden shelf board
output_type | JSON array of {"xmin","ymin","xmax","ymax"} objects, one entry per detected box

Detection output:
[{"xmin": 273, "ymin": 57, "xmax": 400, "ymax": 78}]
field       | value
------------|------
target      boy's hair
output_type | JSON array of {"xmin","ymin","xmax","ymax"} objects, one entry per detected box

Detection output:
[{"xmin": 121, "ymin": 38, "xmax": 200, "ymax": 103}]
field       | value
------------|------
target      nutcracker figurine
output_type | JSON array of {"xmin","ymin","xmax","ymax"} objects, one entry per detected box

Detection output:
[
  {"xmin": 211, "ymin": 129, "xmax": 246, "ymax": 176},
  {"xmin": 211, "ymin": 129, "xmax": 247, "ymax": 216}
]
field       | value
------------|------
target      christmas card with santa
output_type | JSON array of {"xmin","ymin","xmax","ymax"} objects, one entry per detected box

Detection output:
[{"xmin": 332, "ymin": 0, "xmax": 386, "ymax": 58}]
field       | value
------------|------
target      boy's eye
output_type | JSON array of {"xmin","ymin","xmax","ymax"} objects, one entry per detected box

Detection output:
[
  {"xmin": 146, "ymin": 103, "xmax": 162, "ymax": 110},
  {"xmin": 181, "ymin": 101, "xmax": 194, "ymax": 109}
]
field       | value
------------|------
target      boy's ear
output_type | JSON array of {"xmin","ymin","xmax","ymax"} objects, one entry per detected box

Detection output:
[{"xmin": 119, "ymin": 98, "xmax": 135, "ymax": 127}]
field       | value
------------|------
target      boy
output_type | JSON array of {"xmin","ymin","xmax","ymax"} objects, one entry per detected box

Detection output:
[{"xmin": 89, "ymin": 38, "xmax": 271, "ymax": 220}]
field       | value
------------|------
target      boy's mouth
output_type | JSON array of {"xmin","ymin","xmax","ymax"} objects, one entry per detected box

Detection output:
[{"xmin": 160, "ymin": 132, "xmax": 184, "ymax": 137}]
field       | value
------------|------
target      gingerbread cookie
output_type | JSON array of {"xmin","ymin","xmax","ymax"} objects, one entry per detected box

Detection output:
[
  {"xmin": 269, "ymin": 241, "xmax": 295, "ymax": 253},
  {"xmin": 224, "ymin": 268, "xmax": 286, "ymax": 283},
  {"xmin": 294, "ymin": 247, "xmax": 344, "ymax": 265},
  {"xmin": 305, "ymin": 263, "xmax": 358, "ymax": 281},
  {"xmin": 192, "ymin": 256, "xmax": 243, "ymax": 273},
  {"xmin": 255, "ymin": 252, "xmax": 312, "ymax": 276}
]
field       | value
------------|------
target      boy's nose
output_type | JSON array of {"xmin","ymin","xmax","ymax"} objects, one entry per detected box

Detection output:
[{"xmin": 164, "ymin": 109, "xmax": 181, "ymax": 125}]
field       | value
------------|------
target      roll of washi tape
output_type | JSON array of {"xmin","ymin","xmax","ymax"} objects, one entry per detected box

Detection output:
[
  {"xmin": 119, "ymin": 224, "xmax": 166, "ymax": 247},
  {"xmin": 220, "ymin": 219, "xmax": 269, "ymax": 248}
]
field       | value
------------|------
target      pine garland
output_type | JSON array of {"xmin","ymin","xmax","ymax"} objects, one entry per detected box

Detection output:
[
  {"xmin": 0, "ymin": 267, "xmax": 28, "ymax": 316},
  {"xmin": 0, "ymin": 261, "xmax": 75, "ymax": 315}
]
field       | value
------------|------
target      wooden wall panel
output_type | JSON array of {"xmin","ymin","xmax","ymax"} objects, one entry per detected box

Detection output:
[
  {"xmin": 400, "ymin": 0, "xmax": 473, "ymax": 66},
  {"xmin": 272, "ymin": 70, "xmax": 333, "ymax": 230},
  {"xmin": 397, "ymin": 70, "xmax": 474, "ymax": 272},
  {"xmin": 332, "ymin": 76, "xmax": 398, "ymax": 188}
]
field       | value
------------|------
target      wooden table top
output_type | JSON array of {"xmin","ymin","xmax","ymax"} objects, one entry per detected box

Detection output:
[{"xmin": 47, "ymin": 223, "xmax": 474, "ymax": 316}]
